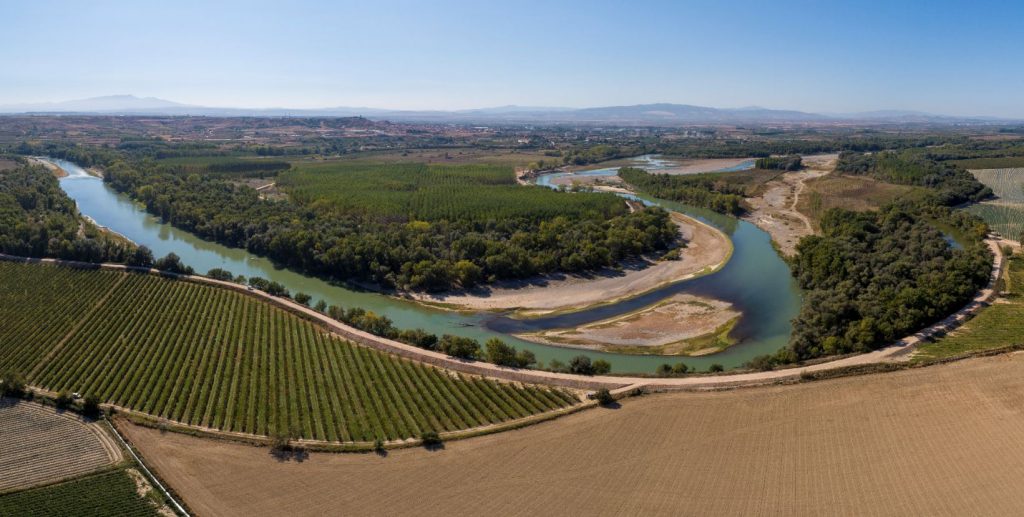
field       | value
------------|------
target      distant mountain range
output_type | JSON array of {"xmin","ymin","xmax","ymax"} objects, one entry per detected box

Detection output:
[{"xmin": 0, "ymin": 95, "xmax": 1017, "ymax": 125}]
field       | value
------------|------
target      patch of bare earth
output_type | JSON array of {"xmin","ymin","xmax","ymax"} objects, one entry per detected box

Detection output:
[
  {"xmin": 649, "ymin": 157, "xmax": 753, "ymax": 175},
  {"xmin": 516, "ymin": 294, "xmax": 739, "ymax": 356},
  {"xmin": 124, "ymin": 353, "xmax": 1024, "ymax": 517},
  {"xmin": 410, "ymin": 212, "xmax": 731, "ymax": 315},
  {"xmin": 0, "ymin": 398, "xmax": 123, "ymax": 493},
  {"xmin": 26, "ymin": 157, "xmax": 66, "ymax": 177},
  {"xmin": 743, "ymin": 154, "xmax": 837, "ymax": 256}
]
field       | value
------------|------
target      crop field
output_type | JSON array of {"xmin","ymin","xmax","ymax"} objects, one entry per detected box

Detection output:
[
  {"xmin": 123, "ymin": 353, "xmax": 1024, "ymax": 516},
  {"xmin": 914, "ymin": 256, "xmax": 1023, "ymax": 361},
  {"xmin": 968, "ymin": 168, "xmax": 1024, "ymax": 239},
  {"xmin": 0, "ymin": 399, "xmax": 123, "ymax": 493},
  {"xmin": 0, "ymin": 261, "xmax": 578, "ymax": 442},
  {"xmin": 0, "ymin": 469, "xmax": 160, "ymax": 517},
  {"xmin": 279, "ymin": 161, "xmax": 626, "ymax": 222}
]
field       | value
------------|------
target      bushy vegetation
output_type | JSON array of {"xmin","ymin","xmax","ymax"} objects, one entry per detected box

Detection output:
[
  {"xmin": 38, "ymin": 143, "xmax": 677, "ymax": 292},
  {"xmin": 0, "ymin": 469, "xmax": 161, "ymax": 517},
  {"xmin": 755, "ymin": 155, "xmax": 802, "ymax": 171},
  {"xmin": 785, "ymin": 205, "xmax": 991, "ymax": 360},
  {"xmin": 618, "ymin": 167, "xmax": 747, "ymax": 215},
  {"xmin": 836, "ymin": 151, "xmax": 992, "ymax": 206},
  {"xmin": 0, "ymin": 262, "xmax": 579, "ymax": 442},
  {"xmin": 0, "ymin": 165, "xmax": 134, "ymax": 262}
]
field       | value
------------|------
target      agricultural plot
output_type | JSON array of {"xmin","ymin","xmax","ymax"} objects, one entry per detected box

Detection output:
[
  {"xmin": 968, "ymin": 168, "xmax": 1024, "ymax": 239},
  {"xmin": 279, "ymin": 161, "xmax": 627, "ymax": 222},
  {"xmin": 0, "ymin": 469, "xmax": 160, "ymax": 517},
  {"xmin": 0, "ymin": 262, "xmax": 579, "ymax": 442},
  {"xmin": 0, "ymin": 399, "xmax": 123, "ymax": 493},
  {"xmin": 914, "ymin": 256, "xmax": 1024, "ymax": 361}
]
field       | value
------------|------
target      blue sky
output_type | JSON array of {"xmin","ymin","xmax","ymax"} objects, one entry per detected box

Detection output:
[{"xmin": 2, "ymin": 0, "xmax": 1022, "ymax": 116}]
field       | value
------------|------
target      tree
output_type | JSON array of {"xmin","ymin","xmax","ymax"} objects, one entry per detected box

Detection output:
[
  {"xmin": 592, "ymin": 359, "xmax": 612, "ymax": 375},
  {"xmin": 206, "ymin": 268, "xmax": 235, "ymax": 281},
  {"xmin": 485, "ymin": 338, "xmax": 519, "ymax": 367},
  {"xmin": 314, "ymin": 299, "xmax": 327, "ymax": 312},
  {"xmin": 656, "ymin": 363, "xmax": 673, "ymax": 376},
  {"xmin": 1, "ymin": 370, "xmax": 26, "ymax": 397},
  {"xmin": 294, "ymin": 292, "xmax": 312, "ymax": 306},
  {"xmin": 568, "ymin": 355, "xmax": 594, "ymax": 375},
  {"xmin": 55, "ymin": 390, "xmax": 74, "ymax": 409},
  {"xmin": 397, "ymin": 328, "xmax": 438, "ymax": 350},
  {"xmin": 126, "ymin": 245, "xmax": 154, "ymax": 267},
  {"xmin": 438, "ymin": 335, "xmax": 480, "ymax": 359},
  {"xmin": 671, "ymin": 362, "xmax": 689, "ymax": 374},
  {"xmin": 592, "ymin": 388, "xmax": 615, "ymax": 406},
  {"xmin": 82, "ymin": 395, "xmax": 102, "ymax": 418},
  {"xmin": 420, "ymin": 431, "xmax": 442, "ymax": 447},
  {"xmin": 153, "ymin": 253, "xmax": 193, "ymax": 275},
  {"xmin": 708, "ymin": 363, "xmax": 724, "ymax": 373}
]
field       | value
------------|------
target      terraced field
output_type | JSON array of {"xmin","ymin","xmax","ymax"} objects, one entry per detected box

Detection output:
[
  {"xmin": 0, "ymin": 469, "xmax": 161, "ymax": 517},
  {"xmin": 0, "ymin": 399, "xmax": 123, "ymax": 493},
  {"xmin": 0, "ymin": 261, "xmax": 579, "ymax": 442}
]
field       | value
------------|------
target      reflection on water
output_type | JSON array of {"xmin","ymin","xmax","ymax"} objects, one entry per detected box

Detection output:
[{"xmin": 51, "ymin": 156, "xmax": 800, "ymax": 373}]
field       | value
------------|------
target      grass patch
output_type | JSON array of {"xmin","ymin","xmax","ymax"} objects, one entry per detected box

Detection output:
[
  {"xmin": 796, "ymin": 173, "xmax": 923, "ymax": 228},
  {"xmin": 914, "ymin": 256, "xmax": 1023, "ymax": 361}
]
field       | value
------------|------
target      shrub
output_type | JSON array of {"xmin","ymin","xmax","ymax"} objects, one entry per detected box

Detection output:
[
  {"xmin": 438, "ymin": 335, "xmax": 480, "ymax": 359},
  {"xmin": 671, "ymin": 362, "xmax": 689, "ymax": 374},
  {"xmin": 708, "ymin": 363, "xmax": 725, "ymax": 373},
  {"xmin": 314, "ymin": 300, "xmax": 327, "ymax": 312},
  {"xmin": 592, "ymin": 388, "xmax": 615, "ymax": 406},
  {"xmin": 568, "ymin": 355, "xmax": 594, "ymax": 375},
  {"xmin": 55, "ymin": 390, "xmax": 74, "ymax": 409},
  {"xmin": 655, "ymin": 363, "xmax": 673, "ymax": 376},
  {"xmin": 420, "ymin": 431, "xmax": 442, "ymax": 447},
  {"xmin": 1, "ymin": 370, "xmax": 26, "ymax": 398},
  {"xmin": 206, "ymin": 268, "xmax": 235, "ymax": 281},
  {"xmin": 294, "ymin": 292, "xmax": 312, "ymax": 306},
  {"xmin": 82, "ymin": 395, "xmax": 102, "ymax": 418},
  {"xmin": 591, "ymin": 359, "xmax": 612, "ymax": 375}
]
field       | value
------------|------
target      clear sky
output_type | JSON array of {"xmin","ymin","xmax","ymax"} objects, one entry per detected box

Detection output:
[{"xmin": 2, "ymin": 0, "xmax": 1022, "ymax": 116}]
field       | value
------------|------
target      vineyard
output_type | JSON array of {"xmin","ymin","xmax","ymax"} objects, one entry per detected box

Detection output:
[
  {"xmin": 968, "ymin": 168, "xmax": 1024, "ymax": 239},
  {"xmin": 914, "ymin": 256, "xmax": 1024, "ymax": 361},
  {"xmin": 0, "ymin": 400, "xmax": 123, "ymax": 493},
  {"xmin": 279, "ymin": 161, "xmax": 627, "ymax": 222},
  {"xmin": 0, "ymin": 469, "xmax": 161, "ymax": 517},
  {"xmin": 0, "ymin": 261, "xmax": 579, "ymax": 442}
]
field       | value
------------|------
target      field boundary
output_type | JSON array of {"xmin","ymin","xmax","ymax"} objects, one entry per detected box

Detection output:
[{"xmin": 0, "ymin": 237, "xmax": 1005, "ymax": 394}]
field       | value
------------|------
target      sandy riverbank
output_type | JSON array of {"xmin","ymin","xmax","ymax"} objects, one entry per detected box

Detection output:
[
  {"xmin": 410, "ymin": 211, "xmax": 733, "ymax": 316},
  {"xmin": 27, "ymin": 156, "xmax": 67, "ymax": 177},
  {"xmin": 742, "ymin": 154, "xmax": 837, "ymax": 255},
  {"xmin": 516, "ymin": 293, "xmax": 740, "ymax": 356}
]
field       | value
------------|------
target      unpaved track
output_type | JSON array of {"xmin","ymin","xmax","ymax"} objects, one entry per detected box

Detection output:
[{"xmin": 125, "ymin": 352, "xmax": 1024, "ymax": 517}]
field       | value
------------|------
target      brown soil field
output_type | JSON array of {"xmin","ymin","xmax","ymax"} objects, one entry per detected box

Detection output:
[
  {"xmin": 124, "ymin": 352, "xmax": 1024, "ymax": 517},
  {"xmin": 0, "ymin": 158, "xmax": 18, "ymax": 172},
  {"xmin": 411, "ymin": 212, "xmax": 732, "ymax": 315},
  {"xmin": 0, "ymin": 399, "xmax": 123, "ymax": 493},
  {"xmin": 795, "ymin": 173, "xmax": 919, "ymax": 230},
  {"xmin": 517, "ymin": 293, "xmax": 739, "ymax": 355}
]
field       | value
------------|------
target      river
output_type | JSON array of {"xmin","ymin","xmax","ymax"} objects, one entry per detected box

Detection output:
[{"xmin": 51, "ymin": 156, "xmax": 800, "ymax": 374}]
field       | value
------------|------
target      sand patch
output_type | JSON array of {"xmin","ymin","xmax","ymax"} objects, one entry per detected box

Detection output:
[{"xmin": 517, "ymin": 294, "xmax": 740, "ymax": 356}]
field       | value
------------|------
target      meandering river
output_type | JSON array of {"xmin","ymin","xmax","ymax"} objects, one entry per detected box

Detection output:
[{"xmin": 52, "ymin": 157, "xmax": 800, "ymax": 373}]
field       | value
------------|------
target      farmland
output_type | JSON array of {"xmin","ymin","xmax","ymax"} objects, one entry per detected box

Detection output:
[
  {"xmin": 914, "ymin": 254, "xmax": 1023, "ymax": 361},
  {"xmin": 279, "ymin": 161, "xmax": 627, "ymax": 222},
  {"xmin": 0, "ymin": 469, "xmax": 161, "ymax": 517},
  {"xmin": 967, "ymin": 168, "xmax": 1024, "ymax": 239},
  {"xmin": 0, "ymin": 399, "xmax": 123, "ymax": 493},
  {"xmin": 122, "ymin": 353, "xmax": 1024, "ymax": 516},
  {"xmin": 0, "ymin": 261, "xmax": 579, "ymax": 442}
]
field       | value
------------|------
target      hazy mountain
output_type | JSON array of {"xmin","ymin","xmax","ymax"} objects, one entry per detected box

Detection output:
[
  {"xmin": 0, "ymin": 94, "xmax": 190, "ymax": 113},
  {"xmin": 0, "ymin": 95, "xmax": 1016, "ymax": 125}
]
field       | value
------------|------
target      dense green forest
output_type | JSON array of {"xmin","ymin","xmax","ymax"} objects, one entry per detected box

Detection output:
[
  {"xmin": 755, "ymin": 155, "xmax": 802, "ymax": 170},
  {"xmin": 0, "ymin": 163, "xmax": 134, "ymax": 261},
  {"xmin": 24, "ymin": 144, "xmax": 676, "ymax": 292},
  {"xmin": 656, "ymin": 134, "xmax": 962, "ymax": 159},
  {"xmin": 835, "ymin": 151, "xmax": 992, "ymax": 206},
  {"xmin": 782, "ymin": 204, "xmax": 991, "ymax": 361},
  {"xmin": 617, "ymin": 167, "xmax": 748, "ymax": 215}
]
